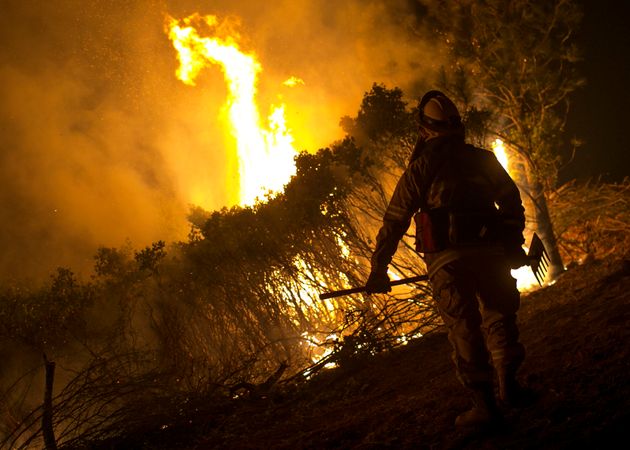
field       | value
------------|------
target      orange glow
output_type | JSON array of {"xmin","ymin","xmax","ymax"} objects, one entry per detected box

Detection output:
[
  {"xmin": 283, "ymin": 76, "xmax": 305, "ymax": 87},
  {"xmin": 166, "ymin": 14, "xmax": 297, "ymax": 206},
  {"xmin": 492, "ymin": 139, "xmax": 540, "ymax": 291},
  {"xmin": 491, "ymin": 138, "xmax": 510, "ymax": 172}
]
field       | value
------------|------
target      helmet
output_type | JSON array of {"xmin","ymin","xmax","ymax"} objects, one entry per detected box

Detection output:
[{"xmin": 418, "ymin": 90, "xmax": 463, "ymax": 134}]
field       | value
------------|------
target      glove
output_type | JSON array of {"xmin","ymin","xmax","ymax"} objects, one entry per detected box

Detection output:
[
  {"xmin": 365, "ymin": 270, "xmax": 391, "ymax": 294},
  {"xmin": 505, "ymin": 246, "xmax": 529, "ymax": 269}
]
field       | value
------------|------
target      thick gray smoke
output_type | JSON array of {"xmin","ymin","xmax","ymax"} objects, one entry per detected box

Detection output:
[{"xmin": 0, "ymin": 0, "xmax": 441, "ymax": 281}]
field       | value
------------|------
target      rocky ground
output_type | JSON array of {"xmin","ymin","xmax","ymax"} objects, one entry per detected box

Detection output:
[{"xmin": 84, "ymin": 254, "xmax": 630, "ymax": 450}]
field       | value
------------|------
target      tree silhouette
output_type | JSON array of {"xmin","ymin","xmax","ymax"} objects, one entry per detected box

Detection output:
[{"xmin": 426, "ymin": 0, "xmax": 584, "ymax": 279}]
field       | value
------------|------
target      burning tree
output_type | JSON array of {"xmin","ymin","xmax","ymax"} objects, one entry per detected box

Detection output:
[
  {"xmin": 2, "ymin": 4, "xmax": 592, "ymax": 444},
  {"xmin": 0, "ymin": 102, "xmax": 440, "ymax": 449},
  {"xmin": 424, "ymin": 0, "xmax": 585, "ymax": 279}
]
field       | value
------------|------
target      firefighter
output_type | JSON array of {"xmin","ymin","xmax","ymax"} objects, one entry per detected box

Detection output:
[{"xmin": 365, "ymin": 90, "xmax": 532, "ymax": 428}]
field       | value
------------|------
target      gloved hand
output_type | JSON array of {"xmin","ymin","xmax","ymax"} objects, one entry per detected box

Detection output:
[
  {"xmin": 505, "ymin": 246, "xmax": 529, "ymax": 269},
  {"xmin": 365, "ymin": 270, "xmax": 391, "ymax": 294}
]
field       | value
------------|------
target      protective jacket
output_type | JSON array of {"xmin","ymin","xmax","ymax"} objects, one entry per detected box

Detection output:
[{"xmin": 371, "ymin": 134, "xmax": 525, "ymax": 277}]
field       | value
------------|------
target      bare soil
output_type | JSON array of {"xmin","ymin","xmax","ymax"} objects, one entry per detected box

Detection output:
[{"xmin": 87, "ymin": 254, "xmax": 630, "ymax": 450}]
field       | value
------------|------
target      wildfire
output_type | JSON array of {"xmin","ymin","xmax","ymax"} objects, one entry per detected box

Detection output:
[
  {"xmin": 491, "ymin": 138, "xmax": 510, "ymax": 172},
  {"xmin": 283, "ymin": 76, "xmax": 305, "ymax": 87},
  {"xmin": 166, "ymin": 14, "xmax": 297, "ymax": 206},
  {"xmin": 491, "ymin": 139, "xmax": 540, "ymax": 291}
]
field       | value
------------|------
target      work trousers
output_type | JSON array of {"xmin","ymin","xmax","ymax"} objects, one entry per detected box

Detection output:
[{"xmin": 430, "ymin": 255, "xmax": 525, "ymax": 389}]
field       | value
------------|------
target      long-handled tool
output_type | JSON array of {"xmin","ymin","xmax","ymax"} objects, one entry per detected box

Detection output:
[
  {"xmin": 318, "ymin": 274, "xmax": 428, "ymax": 300},
  {"xmin": 318, "ymin": 233, "xmax": 550, "ymax": 300}
]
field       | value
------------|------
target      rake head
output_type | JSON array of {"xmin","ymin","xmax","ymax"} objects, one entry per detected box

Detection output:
[{"xmin": 528, "ymin": 233, "xmax": 550, "ymax": 285}]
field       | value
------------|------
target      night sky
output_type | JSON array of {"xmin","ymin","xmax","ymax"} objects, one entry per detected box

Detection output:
[{"xmin": 562, "ymin": 0, "xmax": 630, "ymax": 182}]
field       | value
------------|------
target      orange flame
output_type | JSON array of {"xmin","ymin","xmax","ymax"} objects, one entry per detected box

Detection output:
[
  {"xmin": 166, "ymin": 14, "xmax": 297, "ymax": 206},
  {"xmin": 492, "ymin": 138, "xmax": 540, "ymax": 291}
]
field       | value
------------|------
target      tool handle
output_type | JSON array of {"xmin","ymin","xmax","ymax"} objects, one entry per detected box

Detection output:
[{"xmin": 318, "ymin": 274, "xmax": 429, "ymax": 300}]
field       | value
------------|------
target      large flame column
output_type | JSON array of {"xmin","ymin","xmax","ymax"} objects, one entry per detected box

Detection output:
[{"xmin": 167, "ymin": 14, "xmax": 296, "ymax": 206}]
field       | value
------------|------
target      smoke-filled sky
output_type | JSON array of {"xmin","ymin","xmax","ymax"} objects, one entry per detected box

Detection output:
[{"xmin": 0, "ymin": 0, "xmax": 441, "ymax": 280}]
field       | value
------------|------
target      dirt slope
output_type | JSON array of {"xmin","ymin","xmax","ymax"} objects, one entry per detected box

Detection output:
[{"xmin": 88, "ymin": 255, "xmax": 630, "ymax": 450}]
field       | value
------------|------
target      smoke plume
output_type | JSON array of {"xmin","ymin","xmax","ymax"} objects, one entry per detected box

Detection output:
[{"xmin": 0, "ymin": 0, "xmax": 441, "ymax": 280}]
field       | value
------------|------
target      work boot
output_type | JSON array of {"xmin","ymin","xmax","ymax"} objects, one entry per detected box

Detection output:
[
  {"xmin": 497, "ymin": 371, "xmax": 536, "ymax": 408},
  {"xmin": 455, "ymin": 384, "xmax": 503, "ymax": 429}
]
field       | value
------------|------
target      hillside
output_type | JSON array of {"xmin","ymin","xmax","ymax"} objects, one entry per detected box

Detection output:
[{"xmin": 80, "ymin": 254, "xmax": 629, "ymax": 450}]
